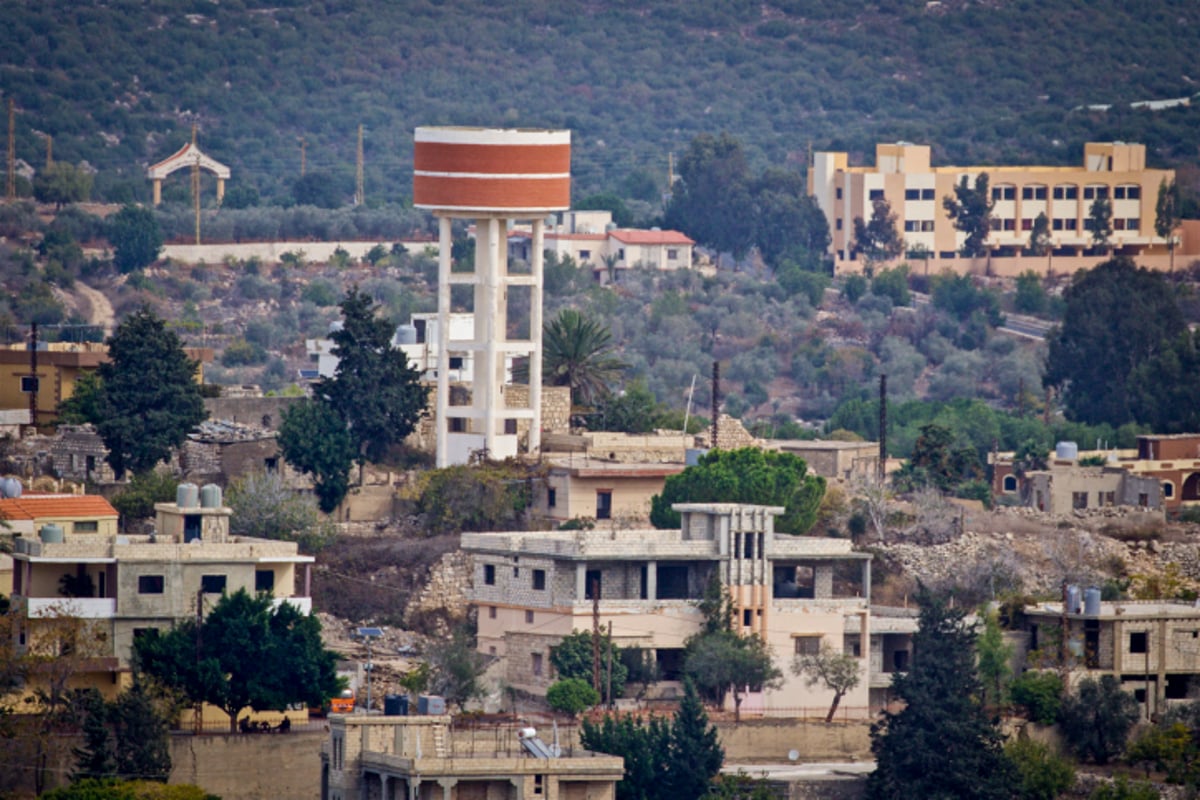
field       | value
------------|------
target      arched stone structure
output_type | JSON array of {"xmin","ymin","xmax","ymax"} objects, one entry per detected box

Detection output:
[{"xmin": 146, "ymin": 140, "xmax": 230, "ymax": 205}]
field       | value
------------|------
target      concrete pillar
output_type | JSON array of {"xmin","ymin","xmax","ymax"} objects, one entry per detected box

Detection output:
[
  {"xmin": 646, "ymin": 561, "xmax": 657, "ymax": 601},
  {"xmin": 152, "ymin": 178, "xmax": 162, "ymax": 205},
  {"xmin": 862, "ymin": 560, "xmax": 871, "ymax": 600},
  {"xmin": 529, "ymin": 216, "xmax": 545, "ymax": 455},
  {"xmin": 435, "ymin": 216, "xmax": 452, "ymax": 468},
  {"xmin": 481, "ymin": 216, "xmax": 502, "ymax": 457},
  {"xmin": 304, "ymin": 563, "xmax": 312, "ymax": 597},
  {"xmin": 380, "ymin": 775, "xmax": 390, "ymax": 800},
  {"xmin": 216, "ymin": 178, "xmax": 225, "ymax": 206},
  {"xmin": 576, "ymin": 564, "xmax": 587, "ymax": 600},
  {"xmin": 437, "ymin": 778, "xmax": 456, "ymax": 799}
]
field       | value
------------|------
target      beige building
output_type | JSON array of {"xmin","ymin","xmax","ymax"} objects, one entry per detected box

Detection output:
[
  {"xmin": 463, "ymin": 503, "xmax": 875, "ymax": 718},
  {"xmin": 811, "ymin": 142, "xmax": 1175, "ymax": 276},
  {"xmin": 321, "ymin": 714, "xmax": 623, "ymax": 800},
  {"xmin": 9, "ymin": 485, "xmax": 313, "ymax": 700},
  {"xmin": 1024, "ymin": 599, "xmax": 1200, "ymax": 720},
  {"xmin": 769, "ymin": 440, "xmax": 880, "ymax": 483}
]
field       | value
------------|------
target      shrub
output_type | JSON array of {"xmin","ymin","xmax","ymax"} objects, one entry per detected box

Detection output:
[
  {"xmin": 546, "ymin": 678, "xmax": 600, "ymax": 716},
  {"xmin": 1009, "ymin": 671, "xmax": 1063, "ymax": 724}
]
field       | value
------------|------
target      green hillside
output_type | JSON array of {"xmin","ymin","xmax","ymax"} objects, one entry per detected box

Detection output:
[{"xmin": 4, "ymin": 0, "xmax": 1200, "ymax": 204}]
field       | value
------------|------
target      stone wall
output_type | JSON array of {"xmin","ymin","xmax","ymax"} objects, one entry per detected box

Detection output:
[
  {"xmin": 203, "ymin": 396, "xmax": 301, "ymax": 428},
  {"xmin": 404, "ymin": 549, "xmax": 473, "ymax": 631},
  {"xmin": 170, "ymin": 730, "xmax": 324, "ymax": 800}
]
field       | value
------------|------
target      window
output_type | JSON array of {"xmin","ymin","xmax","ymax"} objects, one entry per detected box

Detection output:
[
  {"xmin": 1139, "ymin": 493, "xmax": 1150, "ymax": 507},
  {"xmin": 525, "ymin": 610, "xmax": 534, "ymax": 624},
  {"xmin": 449, "ymin": 417, "xmax": 466, "ymax": 433},
  {"xmin": 586, "ymin": 569, "xmax": 602, "ymax": 600},
  {"xmin": 532, "ymin": 569, "xmax": 546, "ymax": 591},
  {"xmin": 138, "ymin": 575, "xmax": 164, "ymax": 594},
  {"xmin": 1052, "ymin": 218, "xmax": 1064, "ymax": 231},
  {"xmin": 1019, "ymin": 186, "xmax": 1047, "ymax": 200},
  {"xmin": 835, "ymin": 219, "xmax": 843, "ymax": 230},
  {"xmin": 534, "ymin": 774, "xmax": 544, "ymax": 796},
  {"xmin": 1130, "ymin": 631, "xmax": 1148, "ymax": 653},
  {"xmin": 1103, "ymin": 492, "xmax": 1116, "ymax": 507},
  {"xmin": 484, "ymin": 564, "xmax": 496, "ymax": 585},
  {"xmin": 1002, "ymin": 475, "xmax": 1018, "ymax": 493},
  {"xmin": 578, "ymin": 249, "xmax": 591, "ymax": 260},
  {"xmin": 1084, "ymin": 185, "xmax": 1109, "ymax": 200},
  {"xmin": 448, "ymin": 356, "xmax": 464, "ymax": 369},
  {"xmin": 20, "ymin": 376, "xmax": 38, "ymax": 393},
  {"xmin": 74, "ymin": 521, "xmax": 98, "ymax": 533},
  {"xmin": 1163, "ymin": 482, "xmax": 1175, "ymax": 499},
  {"xmin": 617, "ymin": 248, "xmax": 625, "ymax": 260},
  {"xmin": 531, "ymin": 652, "xmax": 543, "ymax": 676},
  {"xmin": 905, "ymin": 189, "xmax": 921, "ymax": 201},
  {"xmin": 743, "ymin": 609, "xmax": 753, "ymax": 627},
  {"xmin": 1072, "ymin": 492, "xmax": 1088, "ymax": 510},
  {"xmin": 1125, "ymin": 218, "xmax": 1139, "ymax": 232},
  {"xmin": 904, "ymin": 220, "xmax": 920, "ymax": 232},
  {"xmin": 868, "ymin": 189, "xmax": 884, "ymax": 200},
  {"xmin": 488, "ymin": 605, "xmax": 497, "ymax": 619},
  {"xmin": 255, "ymin": 570, "xmax": 275, "ymax": 593},
  {"xmin": 667, "ymin": 248, "xmax": 678, "ymax": 260},
  {"xmin": 835, "ymin": 188, "xmax": 843, "ymax": 200},
  {"xmin": 794, "ymin": 636, "xmax": 821, "ymax": 656},
  {"xmin": 1003, "ymin": 219, "xmax": 1015, "ymax": 231},
  {"xmin": 921, "ymin": 220, "xmax": 934, "ymax": 232},
  {"xmin": 1064, "ymin": 218, "xmax": 1077, "ymax": 230},
  {"xmin": 1114, "ymin": 185, "xmax": 1141, "ymax": 200},
  {"xmin": 547, "ymin": 488, "xmax": 557, "ymax": 508},
  {"xmin": 596, "ymin": 490, "xmax": 612, "ymax": 520},
  {"xmin": 201, "ymin": 574, "xmax": 227, "ymax": 594},
  {"xmin": 991, "ymin": 185, "xmax": 1015, "ymax": 201},
  {"xmin": 922, "ymin": 188, "xmax": 935, "ymax": 200},
  {"xmin": 990, "ymin": 219, "xmax": 1002, "ymax": 231},
  {"xmin": 1022, "ymin": 218, "xmax": 1034, "ymax": 231},
  {"xmin": 1113, "ymin": 218, "xmax": 1126, "ymax": 231},
  {"xmin": 504, "ymin": 418, "xmax": 518, "ymax": 435}
]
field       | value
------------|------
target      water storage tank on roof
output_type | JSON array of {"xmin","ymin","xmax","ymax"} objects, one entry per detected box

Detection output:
[
  {"xmin": 1066, "ymin": 585, "xmax": 1081, "ymax": 614},
  {"xmin": 1055, "ymin": 441, "xmax": 1079, "ymax": 461},
  {"xmin": 1084, "ymin": 587, "xmax": 1102, "ymax": 616},
  {"xmin": 177, "ymin": 483, "xmax": 199, "ymax": 508},
  {"xmin": 200, "ymin": 484, "xmax": 222, "ymax": 508},
  {"xmin": 395, "ymin": 324, "xmax": 417, "ymax": 345},
  {"xmin": 0, "ymin": 477, "xmax": 22, "ymax": 498},
  {"xmin": 39, "ymin": 524, "xmax": 64, "ymax": 543}
]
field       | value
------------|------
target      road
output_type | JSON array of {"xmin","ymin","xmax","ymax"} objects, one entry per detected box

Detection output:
[{"xmin": 908, "ymin": 291, "xmax": 1053, "ymax": 341}]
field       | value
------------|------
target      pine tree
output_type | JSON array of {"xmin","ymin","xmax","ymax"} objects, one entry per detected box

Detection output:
[
  {"xmin": 72, "ymin": 690, "xmax": 116, "ymax": 781},
  {"xmin": 667, "ymin": 679, "xmax": 724, "ymax": 799},
  {"xmin": 112, "ymin": 682, "xmax": 171, "ymax": 781},
  {"xmin": 866, "ymin": 589, "xmax": 1018, "ymax": 800}
]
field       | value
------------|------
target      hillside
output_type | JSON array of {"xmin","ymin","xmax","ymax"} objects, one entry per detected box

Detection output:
[{"xmin": 4, "ymin": 0, "xmax": 1200, "ymax": 204}]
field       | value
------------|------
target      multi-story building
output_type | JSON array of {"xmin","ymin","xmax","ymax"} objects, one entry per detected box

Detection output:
[
  {"xmin": 463, "ymin": 503, "xmax": 875, "ymax": 717},
  {"xmin": 9, "ymin": 485, "xmax": 313, "ymax": 699},
  {"xmin": 810, "ymin": 142, "xmax": 1175, "ymax": 275},
  {"xmin": 321, "ymin": 714, "xmax": 623, "ymax": 800}
]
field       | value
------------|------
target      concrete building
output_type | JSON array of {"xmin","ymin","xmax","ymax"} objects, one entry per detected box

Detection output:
[
  {"xmin": 321, "ymin": 714, "xmax": 623, "ymax": 800},
  {"xmin": 9, "ymin": 486, "xmax": 313, "ymax": 699},
  {"xmin": 535, "ymin": 457, "xmax": 685, "ymax": 525},
  {"xmin": 1023, "ymin": 598, "xmax": 1200, "ymax": 720},
  {"xmin": 769, "ymin": 440, "xmax": 881, "ymax": 483},
  {"xmin": 810, "ymin": 141, "xmax": 1176, "ymax": 276},
  {"xmin": 413, "ymin": 127, "xmax": 572, "ymax": 466},
  {"xmin": 463, "ymin": 503, "xmax": 874, "ymax": 717}
]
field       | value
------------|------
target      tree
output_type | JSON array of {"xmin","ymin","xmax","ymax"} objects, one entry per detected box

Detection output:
[
  {"xmin": 226, "ymin": 471, "xmax": 336, "ymax": 552},
  {"xmin": 1005, "ymin": 737, "xmax": 1075, "ymax": 800},
  {"xmin": 975, "ymin": 610, "xmax": 1012, "ymax": 709},
  {"xmin": 871, "ymin": 265, "xmax": 910, "ymax": 306},
  {"xmin": 650, "ymin": 448, "xmax": 826, "ymax": 535},
  {"xmin": 546, "ymin": 678, "xmax": 599, "ymax": 716},
  {"xmin": 1044, "ymin": 257, "xmax": 1185, "ymax": 425},
  {"xmin": 866, "ymin": 590, "xmax": 1017, "ymax": 800},
  {"xmin": 291, "ymin": 171, "xmax": 343, "ymax": 208},
  {"xmin": 1028, "ymin": 212, "xmax": 1052, "ymax": 257},
  {"xmin": 1089, "ymin": 776, "xmax": 1161, "ymax": 800},
  {"xmin": 943, "ymin": 173, "xmax": 993, "ymax": 258},
  {"xmin": 668, "ymin": 679, "xmax": 724, "ymax": 799},
  {"xmin": 42, "ymin": 780, "xmax": 217, "ymax": 800},
  {"xmin": 852, "ymin": 197, "xmax": 904, "ymax": 268},
  {"xmin": 1128, "ymin": 328, "xmax": 1200, "ymax": 433},
  {"xmin": 135, "ymin": 589, "xmax": 340, "ymax": 733},
  {"xmin": 413, "ymin": 462, "xmax": 540, "ymax": 535},
  {"xmin": 751, "ymin": 168, "xmax": 830, "ymax": 268},
  {"xmin": 892, "ymin": 422, "xmax": 981, "ymax": 494},
  {"xmin": 107, "ymin": 206, "xmax": 163, "ymax": 273},
  {"xmin": 277, "ymin": 398, "xmax": 356, "ymax": 513},
  {"xmin": 110, "ymin": 471, "xmax": 179, "ymax": 527},
  {"xmin": 425, "ymin": 625, "xmax": 488, "ymax": 712},
  {"xmin": 109, "ymin": 683, "xmax": 170, "ymax": 783},
  {"xmin": 1088, "ymin": 197, "xmax": 1114, "ymax": 252},
  {"xmin": 664, "ymin": 133, "xmax": 755, "ymax": 256},
  {"xmin": 540, "ymin": 308, "xmax": 626, "ymax": 408},
  {"xmin": 592, "ymin": 379, "xmax": 666, "ymax": 433},
  {"xmin": 1156, "ymin": 178, "xmax": 1181, "ymax": 273},
  {"xmin": 550, "ymin": 631, "xmax": 628, "ymax": 700},
  {"xmin": 1009, "ymin": 671, "xmax": 1062, "ymax": 725},
  {"xmin": 1059, "ymin": 675, "xmax": 1140, "ymax": 765},
  {"xmin": 96, "ymin": 308, "xmax": 207, "ymax": 479},
  {"xmin": 576, "ymin": 192, "xmax": 634, "ymax": 227},
  {"xmin": 1013, "ymin": 270, "xmax": 1047, "ymax": 315},
  {"xmin": 34, "ymin": 162, "xmax": 93, "ymax": 208},
  {"xmin": 792, "ymin": 644, "xmax": 862, "ymax": 722},
  {"xmin": 318, "ymin": 287, "xmax": 429, "ymax": 467},
  {"xmin": 684, "ymin": 629, "xmax": 782, "ymax": 722},
  {"xmin": 57, "ymin": 371, "xmax": 104, "ymax": 424}
]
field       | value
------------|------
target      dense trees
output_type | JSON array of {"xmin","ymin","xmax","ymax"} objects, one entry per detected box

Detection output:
[
  {"xmin": 1059, "ymin": 675, "xmax": 1140, "ymax": 765},
  {"xmin": 96, "ymin": 308, "xmax": 207, "ymax": 479},
  {"xmin": 651, "ymin": 448, "xmax": 826, "ymax": 535},
  {"xmin": 72, "ymin": 683, "xmax": 171, "ymax": 784},
  {"xmin": 1128, "ymin": 329, "xmax": 1200, "ymax": 433},
  {"xmin": 107, "ymin": 206, "xmax": 163, "ymax": 274},
  {"xmin": 1045, "ymin": 257, "xmax": 1185, "ymax": 425},
  {"xmin": 135, "ymin": 589, "xmax": 341, "ymax": 733},
  {"xmin": 1156, "ymin": 178, "xmax": 1182, "ymax": 272},
  {"xmin": 34, "ymin": 163, "xmax": 93, "ymax": 208},
  {"xmin": 866, "ymin": 590, "xmax": 1016, "ymax": 800},
  {"xmin": 277, "ymin": 399, "xmax": 356, "ymax": 514}
]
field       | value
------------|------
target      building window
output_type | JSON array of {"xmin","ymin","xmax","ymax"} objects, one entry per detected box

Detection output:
[
  {"xmin": 905, "ymin": 189, "xmax": 921, "ymax": 201},
  {"xmin": 835, "ymin": 188, "xmax": 843, "ymax": 200},
  {"xmin": 504, "ymin": 418, "xmax": 518, "ymax": 435},
  {"xmin": 74, "ymin": 521, "xmax": 98, "ymax": 533},
  {"xmin": 1103, "ymin": 492, "xmax": 1116, "ymax": 506},
  {"xmin": 449, "ymin": 417, "xmax": 466, "ymax": 433},
  {"xmin": 579, "ymin": 250, "xmax": 591, "ymax": 260},
  {"xmin": 1022, "ymin": 218, "xmax": 1034, "ymax": 231},
  {"xmin": 1072, "ymin": 492, "xmax": 1088, "ymax": 510},
  {"xmin": 525, "ymin": 610, "xmax": 534, "ymax": 624},
  {"xmin": 201, "ymin": 574, "xmax": 227, "ymax": 594},
  {"xmin": 1053, "ymin": 185, "xmax": 1078, "ymax": 200},
  {"xmin": 617, "ymin": 248, "xmax": 625, "ymax": 260},
  {"xmin": 484, "ymin": 564, "xmax": 496, "ymax": 585},
  {"xmin": 531, "ymin": 652, "xmax": 543, "ymax": 677},
  {"xmin": 869, "ymin": 189, "xmax": 884, "ymax": 200},
  {"xmin": 1084, "ymin": 185, "xmax": 1109, "ymax": 200},
  {"xmin": 835, "ymin": 219, "xmax": 843, "ymax": 230},
  {"xmin": 1021, "ymin": 185, "xmax": 1048, "ymax": 200},
  {"xmin": 1052, "ymin": 218, "xmax": 1064, "ymax": 231},
  {"xmin": 489, "ymin": 605, "xmax": 497, "ymax": 619},
  {"xmin": 1114, "ymin": 185, "xmax": 1141, "ymax": 200},
  {"xmin": 1163, "ymin": 482, "xmax": 1175, "ymax": 499},
  {"xmin": 596, "ymin": 490, "xmax": 612, "ymax": 520},
  {"xmin": 533, "ymin": 569, "xmax": 546, "ymax": 591},
  {"xmin": 667, "ymin": 248, "xmax": 678, "ymax": 259},
  {"xmin": 20, "ymin": 376, "xmax": 38, "ymax": 393},
  {"xmin": 137, "ymin": 575, "xmax": 164, "ymax": 595},
  {"xmin": 922, "ymin": 189, "xmax": 935, "ymax": 200},
  {"xmin": 1002, "ymin": 475, "xmax": 1018, "ymax": 493},
  {"xmin": 1130, "ymin": 631, "xmax": 1148, "ymax": 653},
  {"xmin": 1139, "ymin": 493, "xmax": 1150, "ymax": 507},
  {"xmin": 794, "ymin": 636, "xmax": 821, "ymax": 656},
  {"xmin": 255, "ymin": 570, "xmax": 275, "ymax": 593},
  {"xmin": 1003, "ymin": 219, "xmax": 1016, "ymax": 231},
  {"xmin": 921, "ymin": 220, "xmax": 934, "ymax": 232},
  {"xmin": 904, "ymin": 220, "xmax": 920, "ymax": 232},
  {"xmin": 547, "ymin": 487, "xmax": 557, "ymax": 508},
  {"xmin": 448, "ymin": 356, "xmax": 464, "ymax": 369},
  {"xmin": 991, "ymin": 185, "xmax": 1015, "ymax": 201},
  {"xmin": 1125, "ymin": 219, "xmax": 1139, "ymax": 232},
  {"xmin": 1064, "ymin": 218, "xmax": 1077, "ymax": 230},
  {"xmin": 586, "ymin": 569, "xmax": 602, "ymax": 600}
]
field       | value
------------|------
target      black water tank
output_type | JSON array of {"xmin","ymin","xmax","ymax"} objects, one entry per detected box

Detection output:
[{"xmin": 384, "ymin": 694, "xmax": 408, "ymax": 716}]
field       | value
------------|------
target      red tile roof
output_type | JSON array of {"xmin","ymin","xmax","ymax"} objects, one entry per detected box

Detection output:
[
  {"xmin": 607, "ymin": 229, "xmax": 694, "ymax": 245},
  {"xmin": 0, "ymin": 494, "xmax": 118, "ymax": 521}
]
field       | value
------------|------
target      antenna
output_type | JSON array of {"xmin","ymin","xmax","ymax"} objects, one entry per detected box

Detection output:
[
  {"xmin": 355, "ymin": 124, "xmax": 364, "ymax": 206},
  {"xmin": 299, "ymin": 137, "xmax": 306, "ymax": 177},
  {"xmin": 682, "ymin": 373, "xmax": 697, "ymax": 436}
]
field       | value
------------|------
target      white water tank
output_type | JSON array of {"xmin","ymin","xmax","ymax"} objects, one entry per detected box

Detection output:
[{"xmin": 1055, "ymin": 441, "xmax": 1079, "ymax": 461}]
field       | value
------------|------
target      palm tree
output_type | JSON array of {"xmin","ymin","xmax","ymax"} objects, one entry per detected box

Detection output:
[{"xmin": 541, "ymin": 309, "xmax": 626, "ymax": 408}]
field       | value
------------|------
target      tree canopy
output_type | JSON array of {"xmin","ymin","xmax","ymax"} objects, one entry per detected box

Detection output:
[
  {"xmin": 540, "ymin": 308, "xmax": 626, "ymax": 409},
  {"xmin": 34, "ymin": 162, "xmax": 93, "ymax": 208},
  {"xmin": 942, "ymin": 173, "xmax": 993, "ymax": 257},
  {"xmin": 107, "ymin": 206, "xmax": 163, "ymax": 274},
  {"xmin": 1044, "ymin": 257, "xmax": 1185, "ymax": 425},
  {"xmin": 96, "ymin": 307, "xmax": 207, "ymax": 479},
  {"xmin": 650, "ymin": 448, "xmax": 826, "ymax": 535},
  {"xmin": 276, "ymin": 398, "xmax": 356, "ymax": 514},
  {"xmin": 549, "ymin": 630, "xmax": 627, "ymax": 700},
  {"xmin": 852, "ymin": 197, "xmax": 904, "ymax": 266},
  {"xmin": 134, "ymin": 589, "xmax": 341, "ymax": 732},
  {"xmin": 1128, "ymin": 328, "xmax": 1200, "ymax": 433},
  {"xmin": 865, "ymin": 590, "xmax": 1017, "ymax": 800}
]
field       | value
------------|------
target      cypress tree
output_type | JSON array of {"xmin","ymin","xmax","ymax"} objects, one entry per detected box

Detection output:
[{"xmin": 667, "ymin": 679, "xmax": 724, "ymax": 799}]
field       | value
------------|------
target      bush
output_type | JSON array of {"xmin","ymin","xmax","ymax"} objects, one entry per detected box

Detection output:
[
  {"xmin": 1010, "ymin": 671, "xmax": 1063, "ymax": 724},
  {"xmin": 1060, "ymin": 675, "xmax": 1140, "ymax": 765},
  {"xmin": 546, "ymin": 678, "xmax": 600, "ymax": 716},
  {"xmin": 1005, "ymin": 738, "xmax": 1075, "ymax": 800},
  {"xmin": 111, "ymin": 471, "xmax": 179, "ymax": 524}
]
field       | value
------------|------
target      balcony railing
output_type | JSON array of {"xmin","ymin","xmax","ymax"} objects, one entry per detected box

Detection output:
[
  {"xmin": 272, "ymin": 596, "xmax": 313, "ymax": 614},
  {"xmin": 26, "ymin": 596, "xmax": 117, "ymax": 619}
]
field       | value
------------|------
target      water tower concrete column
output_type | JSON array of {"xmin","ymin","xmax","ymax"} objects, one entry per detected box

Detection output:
[{"xmin": 414, "ymin": 127, "xmax": 570, "ymax": 467}]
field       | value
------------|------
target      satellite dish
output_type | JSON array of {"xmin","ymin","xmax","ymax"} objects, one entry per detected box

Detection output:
[{"xmin": 788, "ymin": 750, "xmax": 800, "ymax": 762}]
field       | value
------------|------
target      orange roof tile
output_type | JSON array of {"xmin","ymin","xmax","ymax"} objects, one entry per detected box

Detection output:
[
  {"xmin": 0, "ymin": 494, "xmax": 118, "ymax": 521},
  {"xmin": 608, "ymin": 229, "xmax": 694, "ymax": 245}
]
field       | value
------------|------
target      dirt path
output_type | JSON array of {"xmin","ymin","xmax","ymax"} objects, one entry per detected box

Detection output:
[{"xmin": 72, "ymin": 281, "xmax": 116, "ymax": 333}]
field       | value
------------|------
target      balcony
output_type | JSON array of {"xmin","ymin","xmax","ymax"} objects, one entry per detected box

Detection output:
[
  {"xmin": 272, "ymin": 596, "xmax": 313, "ymax": 614},
  {"xmin": 26, "ymin": 596, "xmax": 117, "ymax": 619}
]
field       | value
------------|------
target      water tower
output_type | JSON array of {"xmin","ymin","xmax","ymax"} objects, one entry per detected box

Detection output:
[{"xmin": 413, "ymin": 127, "xmax": 571, "ymax": 467}]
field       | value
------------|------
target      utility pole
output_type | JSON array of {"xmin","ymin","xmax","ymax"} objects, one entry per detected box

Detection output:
[
  {"xmin": 191, "ymin": 125, "xmax": 201, "ymax": 245},
  {"xmin": 591, "ymin": 578, "xmax": 601, "ymax": 695},
  {"xmin": 354, "ymin": 124, "xmax": 364, "ymax": 206},
  {"xmin": 299, "ymin": 137, "xmax": 306, "ymax": 177},
  {"xmin": 6, "ymin": 98, "xmax": 14, "ymax": 201},
  {"xmin": 711, "ymin": 360, "xmax": 720, "ymax": 449},
  {"xmin": 45, "ymin": 135, "xmax": 52, "ymax": 169},
  {"xmin": 194, "ymin": 588, "xmax": 204, "ymax": 734},
  {"xmin": 878, "ymin": 373, "xmax": 887, "ymax": 482},
  {"xmin": 28, "ymin": 322, "xmax": 37, "ymax": 428},
  {"xmin": 605, "ymin": 621, "xmax": 614, "ymax": 709}
]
